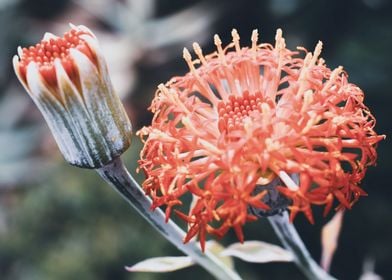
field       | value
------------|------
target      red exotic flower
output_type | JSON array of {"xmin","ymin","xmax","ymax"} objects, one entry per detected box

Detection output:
[{"xmin": 138, "ymin": 29, "xmax": 384, "ymax": 250}]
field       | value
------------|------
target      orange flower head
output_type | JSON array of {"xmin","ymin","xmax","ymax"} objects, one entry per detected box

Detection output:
[{"xmin": 138, "ymin": 29, "xmax": 384, "ymax": 250}]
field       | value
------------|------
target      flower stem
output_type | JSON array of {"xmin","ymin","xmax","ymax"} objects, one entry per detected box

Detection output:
[
  {"xmin": 268, "ymin": 211, "xmax": 337, "ymax": 280},
  {"xmin": 96, "ymin": 157, "xmax": 241, "ymax": 280}
]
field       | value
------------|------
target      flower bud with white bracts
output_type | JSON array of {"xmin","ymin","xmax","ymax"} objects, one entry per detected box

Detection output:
[{"xmin": 13, "ymin": 24, "xmax": 132, "ymax": 168}]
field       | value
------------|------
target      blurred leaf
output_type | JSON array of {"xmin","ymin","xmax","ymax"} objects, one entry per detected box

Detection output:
[
  {"xmin": 144, "ymin": 2, "xmax": 218, "ymax": 49},
  {"xmin": 220, "ymin": 241, "xmax": 294, "ymax": 263},
  {"xmin": 125, "ymin": 0, "xmax": 155, "ymax": 23},
  {"xmin": 124, "ymin": 240, "xmax": 234, "ymax": 274},
  {"xmin": 321, "ymin": 210, "xmax": 344, "ymax": 272},
  {"xmin": 0, "ymin": 88, "xmax": 30, "ymax": 129},
  {"xmin": 359, "ymin": 259, "xmax": 383, "ymax": 280},
  {"xmin": 0, "ymin": 127, "xmax": 43, "ymax": 161},
  {"xmin": 206, "ymin": 240, "xmax": 234, "ymax": 270},
  {"xmin": 0, "ymin": 0, "xmax": 19, "ymax": 10},
  {"xmin": 126, "ymin": 256, "xmax": 194, "ymax": 273},
  {"xmin": 0, "ymin": 157, "xmax": 52, "ymax": 186}
]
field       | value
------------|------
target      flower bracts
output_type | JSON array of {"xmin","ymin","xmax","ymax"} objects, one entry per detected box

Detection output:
[{"xmin": 13, "ymin": 24, "xmax": 132, "ymax": 168}]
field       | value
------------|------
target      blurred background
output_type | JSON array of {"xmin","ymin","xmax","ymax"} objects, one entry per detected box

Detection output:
[{"xmin": 0, "ymin": 0, "xmax": 391, "ymax": 279}]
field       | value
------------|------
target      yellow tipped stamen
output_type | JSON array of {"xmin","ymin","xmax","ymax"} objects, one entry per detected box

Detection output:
[
  {"xmin": 158, "ymin": 83, "xmax": 192, "ymax": 115},
  {"xmin": 297, "ymin": 53, "xmax": 313, "ymax": 95},
  {"xmin": 311, "ymin": 41, "xmax": 323, "ymax": 66},
  {"xmin": 231, "ymin": 29, "xmax": 240, "ymax": 52},
  {"xmin": 214, "ymin": 34, "xmax": 222, "ymax": 49},
  {"xmin": 322, "ymin": 66, "xmax": 344, "ymax": 93},
  {"xmin": 279, "ymin": 171, "xmax": 299, "ymax": 191},
  {"xmin": 214, "ymin": 34, "xmax": 226, "ymax": 63},
  {"xmin": 157, "ymin": 83, "xmax": 168, "ymax": 93},
  {"xmin": 183, "ymin": 48, "xmax": 219, "ymax": 106},
  {"xmin": 297, "ymin": 46, "xmax": 307, "ymax": 52},
  {"xmin": 330, "ymin": 66, "xmax": 344, "ymax": 81},
  {"xmin": 275, "ymin": 28, "xmax": 285, "ymax": 50},
  {"xmin": 303, "ymin": 52, "xmax": 312, "ymax": 67},
  {"xmin": 318, "ymin": 57, "xmax": 325, "ymax": 66},
  {"xmin": 251, "ymin": 29, "xmax": 258, "ymax": 51},
  {"xmin": 193, "ymin": 42, "xmax": 207, "ymax": 65},
  {"xmin": 183, "ymin": 47, "xmax": 196, "ymax": 72}
]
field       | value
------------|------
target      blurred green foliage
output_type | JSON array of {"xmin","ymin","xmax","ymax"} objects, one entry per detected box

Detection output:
[{"xmin": 0, "ymin": 0, "xmax": 391, "ymax": 279}]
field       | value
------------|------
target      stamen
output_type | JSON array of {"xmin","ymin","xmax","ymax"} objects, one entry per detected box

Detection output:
[
  {"xmin": 231, "ymin": 29, "xmax": 240, "ymax": 52},
  {"xmin": 322, "ymin": 66, "xmax": 343, "ymax": 93},
  {"xmin": 251, "ymin": 29, "xmax": 258, "ymax": 52},
  {"xmin": 279, "ymin": 171, "xmax": 299, "ymax": 191},
  {"xmin": 275, "ymin": 28, "xmax": 285, "ymax": 50},
  {"xmin": 296, "ymin": 52, "xmax": 313, "ymax": 95},
  {"xmin": 297, "ymin": 46, "xmax": 307, "ymax": 53},
  {"xmin": 183, "ymin": 47, "xmax": 196, "ymax": 72},
  {"xmin": 329, "ymin": 66, "xmax": 343, "ymax": 81},
  {"xmin": 157, "ymin": 83, "xmax": 168, "ymax": 94},
  {"xmin": 214, "ymin": 34, "xmax": 226, "ymax": 62},
  {"xmin": 192, "ymin": 42, "xmax": 207, "ymax": 65},
  {"xmin": 310, "ymin": 41, "xmax": 323, "ymax": 66},
  {"xmin": 183, "ymin": 47, "xmax": 219, "ymax": 107}
]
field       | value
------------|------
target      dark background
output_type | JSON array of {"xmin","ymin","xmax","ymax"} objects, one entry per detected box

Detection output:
[{"xmin": 0, "ymin": 0, "xmax": 391, "ymax": 279}]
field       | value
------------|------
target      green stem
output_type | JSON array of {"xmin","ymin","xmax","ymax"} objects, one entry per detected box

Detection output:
[
  {"xmin": 96, "ymin": 157, "xmax": 241, "ymax": 280},
  {"xmin": 268, "ymin": 212, "xmax": 337, "ymax": 280}
]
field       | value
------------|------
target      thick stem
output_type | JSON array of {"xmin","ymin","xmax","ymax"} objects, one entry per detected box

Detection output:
[
  {"xmin": 268, "ymin": 211, "xmax": 337, "ymax": 280},
  {"xmin": 96, "ymin": 157, "xmax": 241, "ymax": 280}
]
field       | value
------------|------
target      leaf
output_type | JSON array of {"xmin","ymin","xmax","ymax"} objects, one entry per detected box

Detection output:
[
  {"xmin": 321, "ymin": 210, "xmax": 344, "ymax": 272},
  {"xmin": 220, "ymin": 241, "xmax": 294, "ymax": 263},
  {"xmin": 125, "ymin": 241, "xmax": 235, "ymax": 274},
  {"xmin": 125, "ymin": 256, "xmax": 194, "ymax": 273},
  {"xmin": 206, "ymin": 240, "xmax": 235, "ymax": 270}
]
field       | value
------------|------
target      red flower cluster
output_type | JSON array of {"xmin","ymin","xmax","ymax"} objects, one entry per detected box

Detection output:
[{"xmin": 138, "ymin": 29, "xmax": 384, "ymax": 250}]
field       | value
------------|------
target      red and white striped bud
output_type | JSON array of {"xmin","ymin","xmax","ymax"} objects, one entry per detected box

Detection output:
[{"xmin": 13, "ymin": 24, "xmax": 132, "ymax": 168}]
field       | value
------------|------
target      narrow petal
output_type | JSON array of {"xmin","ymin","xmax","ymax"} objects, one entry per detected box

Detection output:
[
  {"xmin": 13, "ymin": 55, "xmax": 28, "ymax": 89},
  {"xmin": 55, "ymin": 58, "xmax": 111, "ymax": 167},
  {"xmin": 70, "ymin": 48, "xmax": 132, "ymax": 154},
  {"xmin": 25, "ymin": 62, "xmax": 87, "ymax": 166},
  {"xmin": 42, "ymin": 32, "xmax": 58, "ymax": 41},
  {"xmin": 25, "ymin": 62, "xmax": 47, "ymax": 99}
]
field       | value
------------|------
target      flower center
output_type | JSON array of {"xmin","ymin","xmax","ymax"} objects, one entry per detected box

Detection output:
[
  {"xmin": 217, "ymin": 91, "xmax": 264, "ymax": 132},
  {"xmin": 18, "ymin": 28, "xmax": 93, "ymax": 87}
]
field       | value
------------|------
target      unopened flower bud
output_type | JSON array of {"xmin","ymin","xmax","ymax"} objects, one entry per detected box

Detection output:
[{"xmin": 13, "ymin": 24, "xmax": 132, "ymax": 168}]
